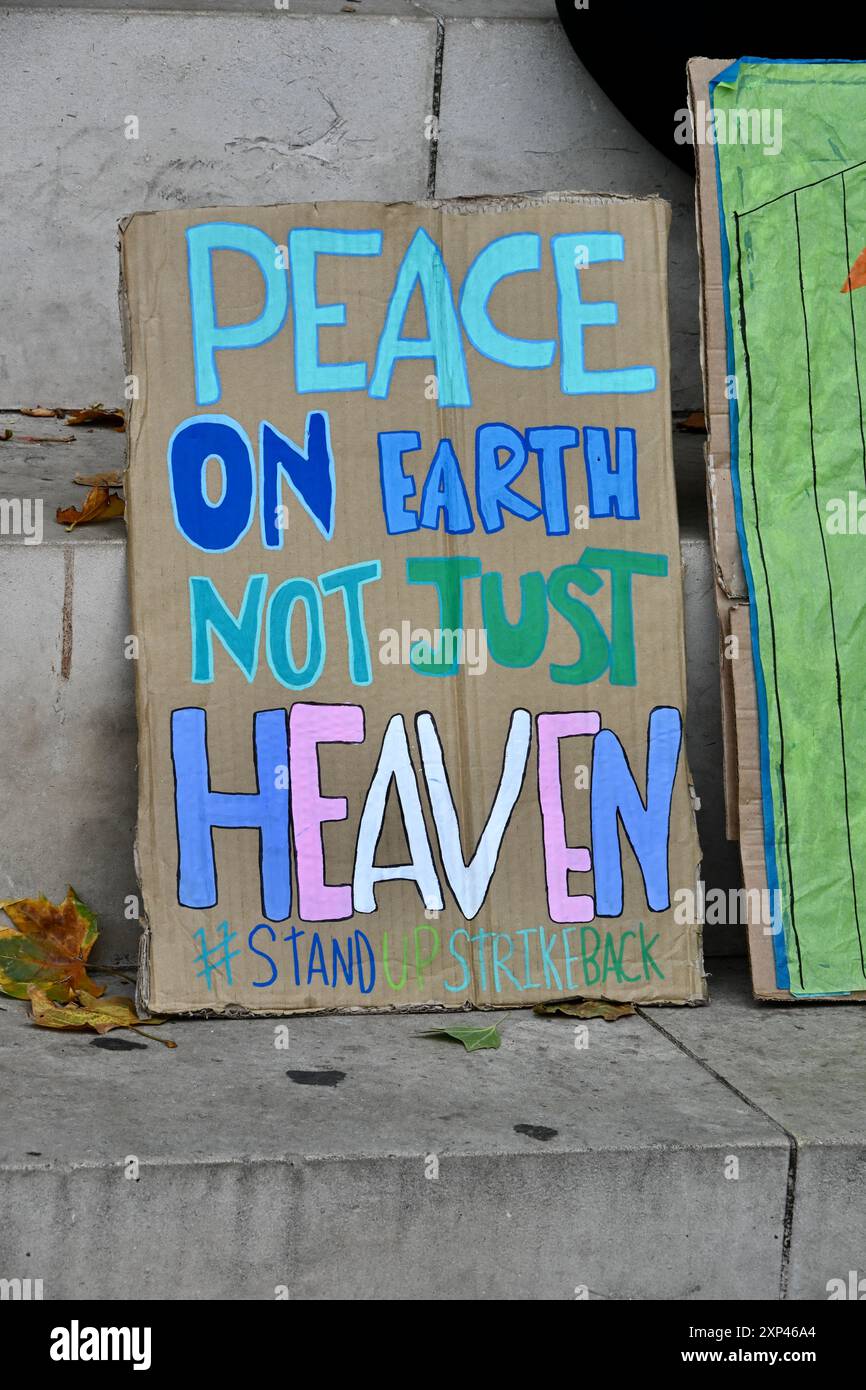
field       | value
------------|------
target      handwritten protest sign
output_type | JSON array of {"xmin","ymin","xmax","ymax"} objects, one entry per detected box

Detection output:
[{"xmin": 120, "ymin": 193, "xmax": 704, "ymax": 1014}]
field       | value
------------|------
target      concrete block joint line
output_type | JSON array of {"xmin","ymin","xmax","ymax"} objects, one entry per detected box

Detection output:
[{"xmin": 426, "ymin": 16, "xmax": 446, "ymax": 199}]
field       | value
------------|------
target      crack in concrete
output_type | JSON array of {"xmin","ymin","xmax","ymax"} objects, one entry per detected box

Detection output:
[
  {"xmin": 60, "ymin": 547, "xmax": 74, "ymax": 681},
  {"xmin": 426, "ymin": 16, "xmax": 445, "ymax": 198},
  {"xmin": 637, "ymin": 1006, "xmax": 799, "ymax": 1301}
]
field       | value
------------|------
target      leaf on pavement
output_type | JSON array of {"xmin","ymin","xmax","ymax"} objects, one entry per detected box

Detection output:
[
  {"xmin": 27, "ymin": 986, "xmax": 165, "ymax": 1037},
  {"xmin": 73, "ymin": 471, "xmax": 123, "ymax": 489},
  {"xmin": 534, "ymin": 997, "xmax": 635, "ymax": 1022},
  {"xmin": 418, "ymin": 1023, "xmax": 503, "ymax": 1052},
  {"xmin": 56, "ymin": 484, "xmax": 125, "ymax": 530},
  {"xmin": 65, "ymin": 404, "xmax": 125, "ymax": 430}
]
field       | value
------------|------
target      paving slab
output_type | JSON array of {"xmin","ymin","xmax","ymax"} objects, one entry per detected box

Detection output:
[
  {"xmin": 654, "ymin": 959, "xmax": 866, "ymax": 1300},
  {"xmin": 0, "ymin": 976, "xmax": 788, "ymax": 1299}
]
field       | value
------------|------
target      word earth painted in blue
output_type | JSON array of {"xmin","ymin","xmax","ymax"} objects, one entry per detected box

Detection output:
[{"xmin": 379, "ymin": 422, "xmax": 639, "ymax": 535}]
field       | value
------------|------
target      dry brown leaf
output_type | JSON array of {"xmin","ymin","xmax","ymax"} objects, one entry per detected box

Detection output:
[
  {"xmin": 20, "ymin": 406, "xmax": 58, "ymax": 418},
  {"xmin": 56, "ymin": 485, "xmax": 125, "ymax": 530},
  {"xmin": 534, "ymin": 996, "xmax": 636, "ymax": 1022},
  {"xmin": 66, "ymin": 404, "xmax": 125, "ymax": 431}
]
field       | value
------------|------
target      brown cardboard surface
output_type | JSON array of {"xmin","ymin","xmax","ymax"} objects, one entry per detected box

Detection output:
[
  {"xmin": 727, "ymin": 605, "xmax": 777, "ymax": 994},
  {"xmin": 706, "ymin": 446, "xmax": 747, "ymax": 603},
  {"xmin": 689, "ymin": 57, "xmax": 750, "ymax": 855},
  {"xmin": 689, "ymin": 60, "xmax": 733, "ymax": 455},
  {"xmin": 708, "ymin": 456, "xmax": 745, "ymax": 837},
  {"xmin": 716, "ymin": 594, "xmax": 741, "ymax": 842},
  {"xmin": 121, "ymin": 193, "xmax": 705, "ymax": 1015}
]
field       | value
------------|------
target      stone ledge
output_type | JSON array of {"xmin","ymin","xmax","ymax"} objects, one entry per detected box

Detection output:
[
  {"xmin": 6, "ymin": 2, "xmax": 557, "ymax": 16},
  {"xmin": 0, "ymin": 959, "xmax": 790, "ymax": 1299}
]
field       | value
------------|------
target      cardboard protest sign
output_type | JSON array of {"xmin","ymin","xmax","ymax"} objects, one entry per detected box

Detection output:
[
  {"xmin": 120, "ymin": 192, "xmax": 704, "ymax": 1015},
  {"xmin": 690, "ymin": 57, "xmax": 866, "ymax": 999}
]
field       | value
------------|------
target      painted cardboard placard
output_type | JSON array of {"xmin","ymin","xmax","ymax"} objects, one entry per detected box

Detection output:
[
  {"xmin": 120, "ymin": 193, "xmax": 704, "ymax": 1014},
  {"xmin": 691, "ymin": 57, "xmax": 866, "ymax": 999}
]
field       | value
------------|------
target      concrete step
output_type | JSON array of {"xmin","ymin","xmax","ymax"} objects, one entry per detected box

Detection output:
[
  {"xmin": 8, "ymin": 0, "xmax": 559, "ymax": 12},
  {"xmin": 1, "ymin": 959, "xmax": 804, "ymax": 1301}
]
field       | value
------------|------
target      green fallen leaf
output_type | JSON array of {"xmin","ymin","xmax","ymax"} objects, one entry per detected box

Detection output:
[
  {"xmin": 418, "ymin": 1023, "xmax": 502, "ymax": 1052},
  {"xmin": 534, "ymin": 997, "xmax": 635, "ymax": 1022}
]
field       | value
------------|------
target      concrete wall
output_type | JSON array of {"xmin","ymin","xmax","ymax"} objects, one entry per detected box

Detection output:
[{"xmin": 1, "ymin": 2, "xmax": 700, "ymax": 411}]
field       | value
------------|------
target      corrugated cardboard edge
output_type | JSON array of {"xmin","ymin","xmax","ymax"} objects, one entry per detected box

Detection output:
[
  {"xmin": 689, "ymin": 59, "xmax": 746, "ymax": 847},
  {"xmin": 117, "ymin": 213, "xmax": 154, "ymax": 1019},
  {"xmin": 118, "ymin": 190, "xmax": 705, "ymax": 1017},
  {"xmin": 715, "ymin": 590, "xmax": 740, "ymax": 841}
]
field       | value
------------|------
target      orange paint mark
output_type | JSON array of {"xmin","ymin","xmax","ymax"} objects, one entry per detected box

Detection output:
[{"xmin": 842, "ymin": 247, "xmax": 866, "ymax": 293}]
